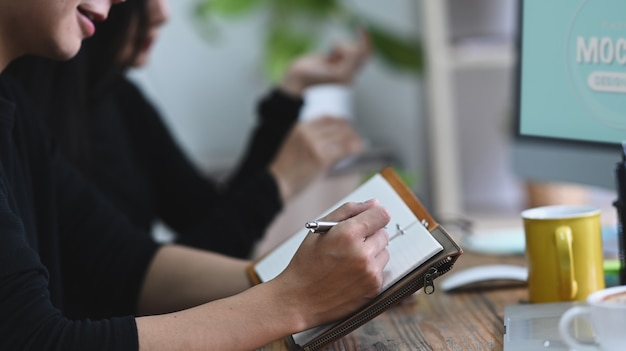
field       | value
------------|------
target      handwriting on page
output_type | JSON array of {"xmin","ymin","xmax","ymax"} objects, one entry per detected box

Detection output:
[
  {"xmin": 389, "ymin": 221, "xmax": 418, "ymax": 241},
  {"xmin": 381, "ymin": 219, "xmax": 442, "ymax": 291}
]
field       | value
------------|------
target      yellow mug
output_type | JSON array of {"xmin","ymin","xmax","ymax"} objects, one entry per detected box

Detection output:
[{"xmin": 521, "ymin": 205, "xmax": 605, "ymax": 303}]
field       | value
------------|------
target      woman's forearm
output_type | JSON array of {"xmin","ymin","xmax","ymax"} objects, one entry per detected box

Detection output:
[
  {"xmin": 136, "ymin": 279, "xmax": 304, "ymax": 351},
  {"xmin": 137, "ymin": 245, "xmax": 251, "ymax": 316}
]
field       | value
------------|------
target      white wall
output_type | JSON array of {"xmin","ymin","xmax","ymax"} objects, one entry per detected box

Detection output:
[
  {"xmin": 128, "ymin": 0, "xmax": 431, "ymax": 202},
  {"xmin": 128, "ymin": 0, "xmax": 268, "ymax": 171}
]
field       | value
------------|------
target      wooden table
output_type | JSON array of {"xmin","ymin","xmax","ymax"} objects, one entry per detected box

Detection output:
[{"xmin": 261, "ymin": 252, "xmax": 528, "ymax": 351}]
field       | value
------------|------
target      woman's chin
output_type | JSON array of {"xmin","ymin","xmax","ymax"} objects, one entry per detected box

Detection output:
[{"xmin": 38, "ymin": 43, "xmax": 81, "ymax": 62}]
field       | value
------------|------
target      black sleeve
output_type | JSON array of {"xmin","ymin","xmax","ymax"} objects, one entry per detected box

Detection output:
[
  {"xmin": 0, "ymin": 240, "xmax": 140, "ymax": 351},
  {"xmin": 0, "ymin": 266, "xmax": 139, "ymax": 350},
  {"xmin": 121, "ymin": 83, "xmax": 302, "ymax": 258},
  {"xmin": 53, "ymin": 151, "xmax": 160, "ymax": 319},
  {"xmin": 0, "ymin": 85, "xmax": 158, "ymax": 349},
  {"xmin": 226, "ymin": 89, "xmax": 302, "ymax": 186},
  {"xmin": 179, "ymin": 89, "xmax": 304, "ymax": 257}
]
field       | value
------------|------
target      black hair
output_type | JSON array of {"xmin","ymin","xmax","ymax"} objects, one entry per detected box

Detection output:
[{"xmin": 6, "ymin": 0, "xmax": 150, "ymax": 174}]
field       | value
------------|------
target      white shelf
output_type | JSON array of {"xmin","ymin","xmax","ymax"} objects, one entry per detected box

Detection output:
[{"xmin": 419, "ymin": 0, "xmax": 517, "ymax": 217}]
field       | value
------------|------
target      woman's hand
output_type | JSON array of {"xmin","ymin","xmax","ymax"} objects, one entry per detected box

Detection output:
[
  {"xmin": 279, "ymin": 30, "xmax": 371, "ymax": 97},
  {"xmin": 271, "ymin": 200, "xmax": 391, "ymax": 328}
]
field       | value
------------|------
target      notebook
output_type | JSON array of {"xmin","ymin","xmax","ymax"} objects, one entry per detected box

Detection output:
[
  {"xmin": 247, "ymin": 167, "xmax": 463, "ymax": 351},
  {"xmin": 503, "ymin": 301, "xmax": 592, "ymax": 351}
]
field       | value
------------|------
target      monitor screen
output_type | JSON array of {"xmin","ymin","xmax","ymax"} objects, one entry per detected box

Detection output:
[
  {"xmin": 514, "ymin": 0, "xmax": 624, "ymax": 190},
  {"xmin": 518, "ymin": 0, "xmax": 626, "ymax": 145}
]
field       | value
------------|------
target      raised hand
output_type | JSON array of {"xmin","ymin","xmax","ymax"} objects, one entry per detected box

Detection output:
[{"xmin": 279, "ymin": 29, "xmax": 371, "ymax": 97}]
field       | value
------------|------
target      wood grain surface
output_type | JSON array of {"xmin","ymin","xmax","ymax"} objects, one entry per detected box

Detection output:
[{"xmin": 260, "ymin": 252, "xmax": 528, "ymax": 351}]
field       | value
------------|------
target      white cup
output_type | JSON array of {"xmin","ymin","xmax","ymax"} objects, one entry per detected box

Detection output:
[
  {"xmin": 558, "ymin": 285, "xmax": 626, "ymax": 350},
  {"xmin": 298, "ymin": 83, "xmax": 353, "ymax": 121}
]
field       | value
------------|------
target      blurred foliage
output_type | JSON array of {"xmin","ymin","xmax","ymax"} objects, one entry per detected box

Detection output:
[{"xmin": 193, "ymin": 0, "xmax": 423, "ymax": 82}]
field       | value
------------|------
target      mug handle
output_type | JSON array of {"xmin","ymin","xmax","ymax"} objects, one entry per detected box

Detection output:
[
  {"xmin": 558, "ymin": 305, "xmax": 598, "ymax": 351},
  {"xmin": 554, "ymin": 226, "xmax": 577, "ymax": 300}
]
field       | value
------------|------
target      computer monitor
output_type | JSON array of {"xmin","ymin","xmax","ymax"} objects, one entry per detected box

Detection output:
[{"xmin": 513, "ymin": 0, "xmax": 626, "ymax": 191}]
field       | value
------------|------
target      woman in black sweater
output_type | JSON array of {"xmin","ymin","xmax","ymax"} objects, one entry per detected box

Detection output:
[
  {"xmin": 0, "ymin": 0, "xmax": 391, "ymax": 349},
  {"xmin": 8, "ymin": 0, "xmax": 370, "ymax": 258}
]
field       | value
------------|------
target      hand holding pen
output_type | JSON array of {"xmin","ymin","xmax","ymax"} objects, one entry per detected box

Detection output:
[{"xmin": 276, "ymin": 201, "xmax": 390, "ymax": 327}]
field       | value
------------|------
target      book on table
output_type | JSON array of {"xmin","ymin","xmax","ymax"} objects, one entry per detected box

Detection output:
[{"xmin": 247, "ymin": 166, "xmax": 463, "ymax": 351}]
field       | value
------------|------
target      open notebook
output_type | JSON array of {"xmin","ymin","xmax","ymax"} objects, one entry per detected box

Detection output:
[{"xmin": 247, "ymin": 167, "xmax": 463, "ymax": 350}]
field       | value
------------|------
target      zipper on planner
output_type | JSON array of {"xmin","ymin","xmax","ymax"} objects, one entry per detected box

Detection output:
[{"xmin": 423, "ymin": 256, "xmax": 455, "ymax": 294}]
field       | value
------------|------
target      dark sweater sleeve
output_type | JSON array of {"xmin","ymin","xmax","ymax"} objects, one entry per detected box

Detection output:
[
  {"xmin": 179, "ymin": 89, "xmax": 303, "ymax": 257},
  {"xmin": 0, "ymin": 81, "xmax": 158, "ymax": 349},
  {"xmin": 0, "ymin": 216, "xmax": 141, "ymax": 351},
  {"xmin": 226, "ymin": 89, "xmax": 302, "ymax": 186},
  {"xmin": 52, "ymin": 152, "xmax": 160, "ymax": 320},
  {"xmin": 121, "ymin": 82, "xmax": 302, "ymax": 258}
]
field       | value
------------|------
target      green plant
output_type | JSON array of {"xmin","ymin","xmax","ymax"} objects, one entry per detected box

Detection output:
[{"xmin": 193, "ymin": 0, "xmax": 424, "ymax": 82}]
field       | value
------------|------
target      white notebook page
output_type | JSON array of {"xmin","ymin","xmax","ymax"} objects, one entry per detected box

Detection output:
[{"xmin": 253, "ymin": 173, "xmax": 444, "ymax": 346}]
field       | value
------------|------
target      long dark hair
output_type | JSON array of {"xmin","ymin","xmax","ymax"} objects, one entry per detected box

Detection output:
[{"xmin": 7, "ymin": 0, "xmax": 150, "ymax": 173}]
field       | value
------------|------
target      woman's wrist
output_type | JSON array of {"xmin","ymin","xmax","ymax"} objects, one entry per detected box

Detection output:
[
  {"xmin": 260, "ymin": 278, "xmax": 310, "ymax": 333},
  {"xmin": 278, "ymin": 75, "xmax": 306, "ymax": 98},
  {"xmin": 268, "ymin": 164, "xmax": 292, "ymax": 203}
]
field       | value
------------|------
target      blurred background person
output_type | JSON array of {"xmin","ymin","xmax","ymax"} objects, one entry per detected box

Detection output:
[{"xmin": 7, "ymin": 0, "xmax": 370, "ymax": 258}]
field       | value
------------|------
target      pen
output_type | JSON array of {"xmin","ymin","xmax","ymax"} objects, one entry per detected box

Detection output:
[{"xmin": 305, "ymin": 220, "xmax": 338, "ymax": 234}]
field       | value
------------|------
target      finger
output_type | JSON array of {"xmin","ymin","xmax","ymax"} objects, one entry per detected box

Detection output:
[
  {"xmin": 342, "ymin": 33, "xmax": 370, "ymax": 65},
  {"xmin": 302, "ymin": 118, "xmax": 364, "ymax": 165},
  {"xmin": 325, "ymin": 46, "xmax": 344, "ymax": 64},
  {"xmin": 323, "ymin": 45, "xmax": 366, "ymax": 81},
  {"xmin": 355, "ymin": 27, "xmax": 372, "ymax": 64},
  {"xmin": 308, "ymin": 117, "xmax": 356, "ymax": 140},
  {"xmin": 326, "ymin": 138, "xmax": 363, "ymax": 164},
  {"xmin": 367, "ymin": 229, "xmax": 391, "ymax": 278},
  {"xmin": 319, "ymin": 126, "xmax": 362, "ymax": 150},
  {"xmin": 321, "ymin": 199, "xmax": 380, "ymax": 223},
  {"xmin": 363, "ymin": 229, "xmax": 390, "ymax": 288},
  {"xmin": 347, "ymin": 205, "xmax": 391, "ymax": 240},
  {"xmin": 332, "ymin": 123, "xmax": 364, "ymax": 153},
  {"xmin": 305, "ymin": 118, "xmax": 359, "ymax": 146},
  {"xmin": 364, "ymin": 227, "xmax": 390, "ymax": 250},
  {"xmin": 373, "ymin": 243, "xmax": 390, "ymax": 271},
  {"xmin": 317, "ymin": 121, "xmax": 364, "ymax": 157}
]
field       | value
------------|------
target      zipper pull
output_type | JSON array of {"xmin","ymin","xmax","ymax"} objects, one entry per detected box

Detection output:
[{"xmin": 424, "ymin": 267, "xmax": 438, "ymax": 294}]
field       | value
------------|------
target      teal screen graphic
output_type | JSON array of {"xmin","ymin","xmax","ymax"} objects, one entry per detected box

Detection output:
[{"xmin": 519, "ymin": 0, "xmax": 626, "ymax": 144}]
